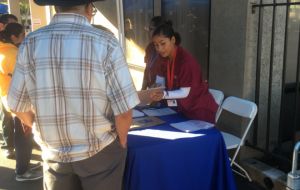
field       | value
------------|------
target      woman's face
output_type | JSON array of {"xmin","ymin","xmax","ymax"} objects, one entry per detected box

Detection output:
[{"xmin": 152, "ymin": 34, "xmax": 176, "ymax": 58}]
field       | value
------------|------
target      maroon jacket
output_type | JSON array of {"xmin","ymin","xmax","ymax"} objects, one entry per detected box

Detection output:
[{"xmin": 160, "ymin": 46, "xmax": 218, "ymax": 123}]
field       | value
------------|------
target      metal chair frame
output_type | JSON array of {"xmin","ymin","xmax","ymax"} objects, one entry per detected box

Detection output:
[
  {"xmin": 218, "ymin": 96, "xmax": 258, "ymax": 182},
  {"xmin": 209, "ymin": 88, "xmax": 224, "ymax": 122}
]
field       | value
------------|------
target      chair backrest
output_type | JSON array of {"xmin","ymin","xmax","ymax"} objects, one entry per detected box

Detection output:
[
  {"xmin": 209, "ymin": 89, "xmax": 224, "ymax": 122},
  {"xmin": 220, "ymin": 96, "xmax": 257, "ymax": 146},
  {"xmin": 209, "ymin": 89, "xmax": 224, "ymax": 106},
  {"xmin": 221, "ymin": 96, "xmax": 257, "ymax": 119}
]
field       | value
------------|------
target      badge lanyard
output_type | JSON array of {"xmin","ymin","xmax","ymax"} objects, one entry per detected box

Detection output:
[{"xmin": 167, "ymin": 49, "xmax": 177, "ymax": 90}]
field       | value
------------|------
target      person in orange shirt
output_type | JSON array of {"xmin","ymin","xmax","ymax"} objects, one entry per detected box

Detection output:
[
  {"xmin": 0, "ymin": 13, "xmax": 17, "ymax": 158},
  {"xmin": 0, "ymin": 28, "xmax": 21, "ymax": 101},
  {"xmin": 0, "ymin": 23, "xmax": 43, "ymax": 181}
]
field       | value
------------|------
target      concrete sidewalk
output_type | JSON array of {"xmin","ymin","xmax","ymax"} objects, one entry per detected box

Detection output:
[{"xmin": 0, "ymin": 124, "xmax": 42, "ymax": 190}]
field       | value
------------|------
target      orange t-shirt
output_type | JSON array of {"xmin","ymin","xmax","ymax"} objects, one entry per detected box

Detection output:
[{"xmin": 0, "ymin": 41, "xmax": 18, "ymax": 99}]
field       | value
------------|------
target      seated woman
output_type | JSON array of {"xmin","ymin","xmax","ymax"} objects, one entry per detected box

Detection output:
[{"xmin": 152, "ymin": 23, "xmax": 218, "ymax": 123}]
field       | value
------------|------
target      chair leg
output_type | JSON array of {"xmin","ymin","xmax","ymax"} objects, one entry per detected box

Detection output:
[{"xmin": 231, "ymin": 160, "xmax": 252, "ymax": 182}]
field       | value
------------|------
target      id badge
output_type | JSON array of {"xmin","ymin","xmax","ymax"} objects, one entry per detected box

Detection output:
[{"xmin": 167, "ymin": 99, "xmax": 178, "ymax": 107}]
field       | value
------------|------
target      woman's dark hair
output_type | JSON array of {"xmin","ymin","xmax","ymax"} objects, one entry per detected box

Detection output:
[
  {"xmin": 0, "ymin": 14, "xmax": 18, "ymax": 24},
  {"xmin": 0, "ymin": 23, "xmax": 24, "ymax": 44},
  {"xmin": 149, "ymin": 16, "xmax": 173, "ymax": 32},
  {"xmin": 152, "ymin": 22, "xmax": 181, "ymax": 45},
  {"xmin": 149, "ymin": 16, "xmax": 169, "ymax": 29}
]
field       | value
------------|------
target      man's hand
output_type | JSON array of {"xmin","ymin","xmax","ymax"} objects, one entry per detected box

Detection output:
[
  {"xmin": 149, "ymin": 90, "xmax": 164, "ymax": 102},
  {"xmin": 149, "ymin": 84, "xmax": 165, "ymax": 102},
  {"xmin": 115, "ymin": 109, "xmax": 132, "ymax": 148}
]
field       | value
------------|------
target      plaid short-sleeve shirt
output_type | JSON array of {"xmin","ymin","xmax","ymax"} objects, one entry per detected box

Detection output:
[{"xmin": 7, "ymin": 13, "xmax": 140, "ymax": 162}]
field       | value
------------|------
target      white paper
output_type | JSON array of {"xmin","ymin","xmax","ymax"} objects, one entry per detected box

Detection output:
[
  {"xmin": 132, "ymin": 109, "xmax": 145, "ymax": 118},
  {"xmin": 128, "ymin": 129, "xmax": 204, "ymax": 140},
  {"xmin": 142, "ymin": 108, "xmax": 177, "ymax": 116},
  {"xmin": 170, "ymin": 120, "xmax": 214, "ymax": 132}
]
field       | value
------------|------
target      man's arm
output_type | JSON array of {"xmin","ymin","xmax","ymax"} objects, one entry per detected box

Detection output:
[
  {"xmin": 12, "ymin": 111, "xmax": 35, "ymax": 128},
  {"xmin": 114, "ymin": 109, "xmax": 132, "ymax": 148}
]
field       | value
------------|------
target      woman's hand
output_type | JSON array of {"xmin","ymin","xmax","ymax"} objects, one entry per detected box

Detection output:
[{"xmin": 150, "ymin": 90, "xmax": 164, "ymax": 102}]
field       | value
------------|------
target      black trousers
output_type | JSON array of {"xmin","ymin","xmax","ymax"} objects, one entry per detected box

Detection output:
[{"xmin": 1, "ymin": 104, "xmax": 14, "ymax": 150}]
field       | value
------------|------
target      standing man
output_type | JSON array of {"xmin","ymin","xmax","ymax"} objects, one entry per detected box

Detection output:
[{"xmin": 7, "ymin": 0, "xmax": 140, "ymax": 190}]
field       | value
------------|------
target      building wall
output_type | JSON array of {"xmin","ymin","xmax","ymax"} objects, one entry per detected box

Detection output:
[
  {"xmin": 28, "ymin": 0, "xmax": 49, "ymax": 31},
  {"xmin": 209, "ymin": 0, "xmax": 249, "ymax": 98},
  {"xmin": 8, "ymin": 0, "xmax": 21, "ymax": 21},
  {"xmin": 209, "ymin": 0, "xmax": 288, "ymax": 150}
]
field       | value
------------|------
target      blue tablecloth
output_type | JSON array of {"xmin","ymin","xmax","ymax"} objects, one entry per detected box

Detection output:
[{"xmin": 124, "ymin": 113, "xmax": 236, "ymax": 190}]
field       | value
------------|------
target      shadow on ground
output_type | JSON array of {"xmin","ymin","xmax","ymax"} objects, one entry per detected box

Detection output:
[
  {"xmin": 0, "ymin": 166, "xmax": 42, "ymax": 190},
  {"xmin": 0, "ymin": 123, "xmax": 43, "ymax": 190},
  {"xmin": 235, "ymin": 174, "xmax": 266, "ymax": 190}
]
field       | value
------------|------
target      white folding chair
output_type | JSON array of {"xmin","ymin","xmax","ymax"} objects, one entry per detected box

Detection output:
[
  {"xmin": 209, "ymin": 88, "xmax": 224, "ymax": 122},
  {"xmin": 218, "ymin": 96, "xmax": 257, "ymax": 182}
]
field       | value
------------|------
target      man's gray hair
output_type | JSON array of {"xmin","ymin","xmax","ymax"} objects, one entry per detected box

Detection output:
[{"xmin": 54, "ymin": 3, "xmax": 89, "ymax": 13}]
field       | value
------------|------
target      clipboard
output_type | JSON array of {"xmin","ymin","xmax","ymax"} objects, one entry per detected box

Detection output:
[
  {"xmin": 130, "ymin": 116, "xmax": 165, "ymax": 130},
  {"xmin": 170, "ymin": 120, "xmax": 214, "ymax": 132}
]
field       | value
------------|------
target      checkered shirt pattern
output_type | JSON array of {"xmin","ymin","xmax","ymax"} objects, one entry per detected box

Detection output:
[{"xmin": 7, "ymin": 13, "xmax": 140, "ymax": 162}]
